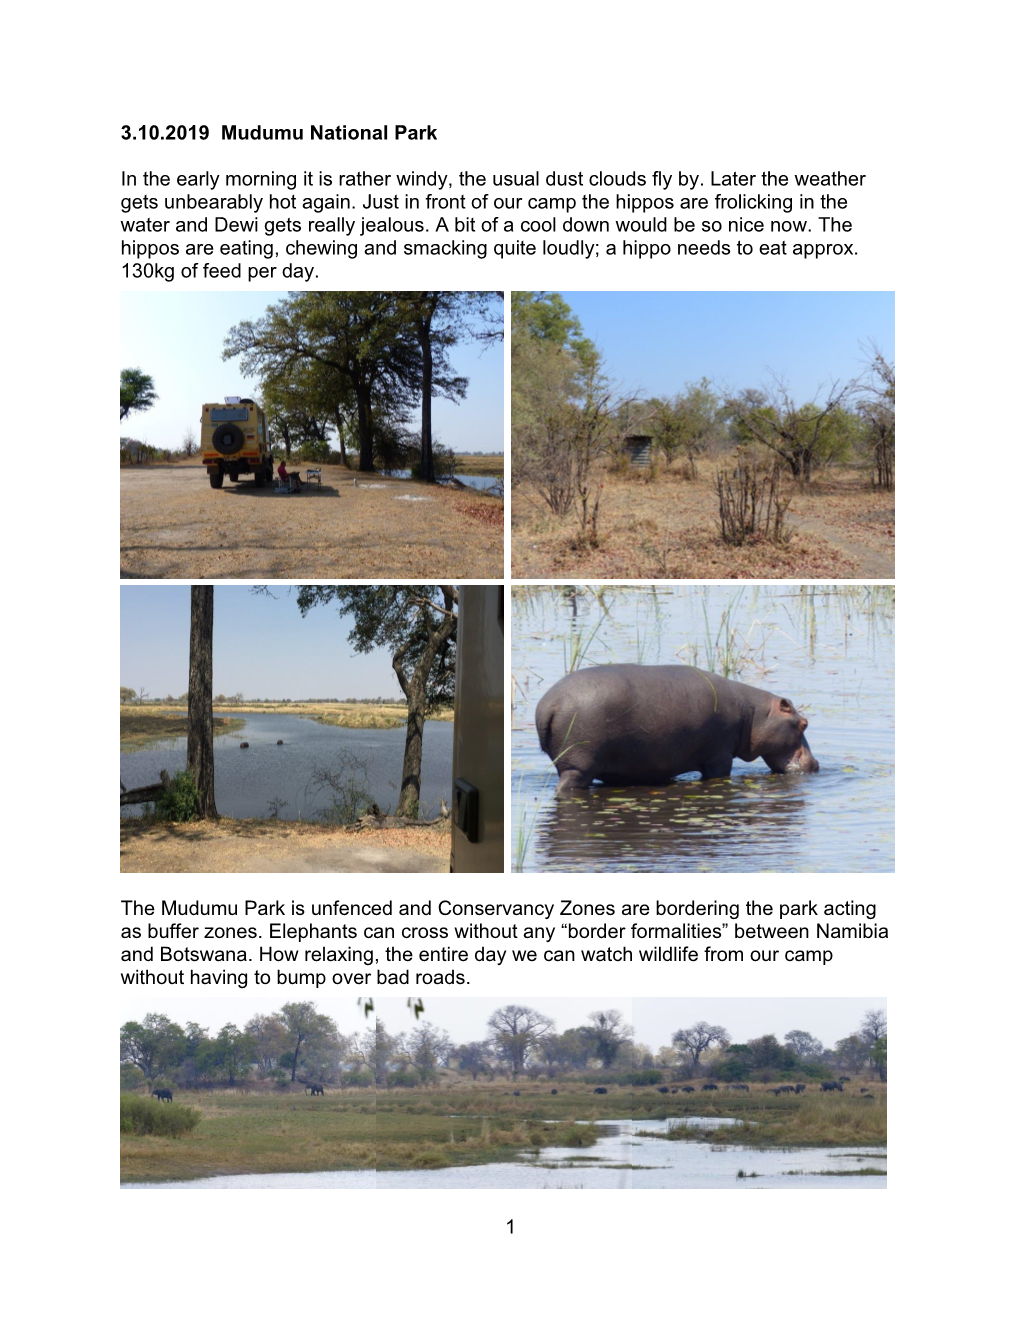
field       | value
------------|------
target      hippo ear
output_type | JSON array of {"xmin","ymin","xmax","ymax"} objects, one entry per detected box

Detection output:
[{"xmin": 779, "ymin": 697, "xmax": 793, "ymax": 712}]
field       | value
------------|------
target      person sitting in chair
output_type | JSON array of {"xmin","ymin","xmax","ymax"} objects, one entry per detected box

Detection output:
[{"xmin": 277, "ymin": 459, "xmax": 303, "ymax": 491}]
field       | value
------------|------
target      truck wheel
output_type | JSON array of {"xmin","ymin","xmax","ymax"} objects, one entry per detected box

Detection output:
[
  {"xmin": 212, "ymin": 422, "xmax": 245, "ymax": 456},
  {"xmin": 253, "ymin": 464, "xmax": 266, "ymax": 488},
  {"xmin": 209, "ymin": 469, "xmax": 224, "ymax": 489}
]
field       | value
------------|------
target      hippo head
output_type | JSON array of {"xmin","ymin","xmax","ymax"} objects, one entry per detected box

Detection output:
[{"xmin": 757, "ymin": 696, "xmax": 820, "ymax": 774}]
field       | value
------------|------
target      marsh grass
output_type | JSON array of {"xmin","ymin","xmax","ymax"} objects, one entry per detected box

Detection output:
[
  {"xmin": 121, "ymin": 1082, "xmax": 887, "ymax": 1183},
  {"xmin": 639, "ymin": 1090, "xmax": 887, "ymax": 1148}
]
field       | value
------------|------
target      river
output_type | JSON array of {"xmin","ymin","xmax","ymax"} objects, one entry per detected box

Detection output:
[{"xmin": 121, "ymin": 711, "xmax": 453, "ymax": 821}]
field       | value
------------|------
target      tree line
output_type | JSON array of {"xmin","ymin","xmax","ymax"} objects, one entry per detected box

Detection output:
[
  {"xmin": 223, "ymin": 291, "xmax": 501, "ymax": 480},
  {"xmin": 120, "ymin": 1003, "xmax": 887, "ymax": 1091},
  {"xmin": 512, "ymin": 291, "xmax": 895, "ymax": 545}
]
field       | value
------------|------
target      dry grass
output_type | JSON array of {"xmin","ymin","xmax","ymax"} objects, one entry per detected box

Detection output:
[
  {"xmin": 121, "ymin": 461, "xmax": 503, "ymax": 578},
  {"xmin": 454, "ymin": 454, "xmax": 504, "ymax": 477},
  {"xmin": 123, "ymin": 702, "xmax": 453, "ymax": 731},
  {"xmin": 511, "ymin": 463, "xmax": 893, "ymax": 579}
]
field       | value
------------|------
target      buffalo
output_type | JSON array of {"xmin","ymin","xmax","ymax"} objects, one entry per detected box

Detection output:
[
  {"xmin": 839, "ymin": 1076, "xmax": 852, "ymax": 1083},
  {"xmin": 305, "ymin": 1083, "xmax": 324, "ymax": 1096},
  {"xmin": 550, "ymin": 1088, "xmax": 558, "ymax": 1095},
  {"xmin": 513, "ymin": 1090, "xmax": 521, "ymax": 1096},
  {"xmin": 701, "ymin": 1083, "xmax": 718, "ymax": 1091},
  {"xmin": 593, "ymin": 1087, "xmax": 608, "ymax": 1095},
  {"xmin": 794, "ymin": 1084, "xmax": 807, "ymax": 1094},
  {"xmin": 681, "ymin": 1086, "xmax": 696, "ymax": 1094},
  {"xmin": 657, "ymin": 1086, "xmax": 670, "ymax": 1094},
  {"xmin": 670, "ymin": 1088, "xmax": 679, "ymax": 1094},
  {"xmin": 152, "ymin": 1088, "xmax": 172, "ymax": 1103},
  {"xmin": 821, "ymin": 1080, "xmax": 844, "ymax": 1093}
]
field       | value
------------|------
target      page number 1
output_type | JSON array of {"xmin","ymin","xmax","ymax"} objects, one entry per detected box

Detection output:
[{"xmin": 507, "ymin": 1219, "xmax": 513, "ymax": 1234}]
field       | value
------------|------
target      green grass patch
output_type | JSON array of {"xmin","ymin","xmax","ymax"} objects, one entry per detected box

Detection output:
[{"xmin": 120, "ymin": 1094, "xmax": 201, "ymax": 1139}]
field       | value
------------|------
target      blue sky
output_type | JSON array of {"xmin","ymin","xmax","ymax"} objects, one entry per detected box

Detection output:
[
  {"xmin": 121, "ymin": 585, "xmax": 407, "ymax": 700},
  {"xmin": 558, "ymin": 291, "xmax": 894, "ymax": 400},
  {"xmin": 120, "ymin": 292, "xmax": 504, "ymax": 453}
]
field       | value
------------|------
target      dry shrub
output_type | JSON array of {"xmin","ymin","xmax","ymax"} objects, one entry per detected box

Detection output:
[{"xmin": 715, "ymin": 450, "xmax": 791, "ymax": 545}]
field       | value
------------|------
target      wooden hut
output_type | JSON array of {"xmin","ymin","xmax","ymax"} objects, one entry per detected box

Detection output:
[{"xmin": 624, "ymin": 435, "xmax": 653, "ymax": 468}]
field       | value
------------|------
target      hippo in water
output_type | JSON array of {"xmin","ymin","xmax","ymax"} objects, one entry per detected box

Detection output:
[{"xmin": 535, "ymin": 664, "xmax": 819, "ymax": 793}]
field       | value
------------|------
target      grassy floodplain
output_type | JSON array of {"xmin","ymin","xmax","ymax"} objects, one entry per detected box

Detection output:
[
  {"xmin": 121, "ymin": 702, "xmax": 453, "ymax": 737},
  {"xmin": 120, "ymin": 710, "xmax": 246, "ymax": 750},
  {"xmin": 120, "ymin": 1081, "xmax": 886, "ymax": 1183},
  {"xmin": 454, "ymin": 453, "xmax": 503, "ymax": 478}
]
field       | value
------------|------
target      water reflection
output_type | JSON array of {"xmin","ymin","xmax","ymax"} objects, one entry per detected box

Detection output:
[{"xmin": 123, "ymin": 1118, "xmax": 886, "ymax": 1190}]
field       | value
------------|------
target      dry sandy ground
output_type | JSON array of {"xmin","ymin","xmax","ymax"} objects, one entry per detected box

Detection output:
[
  {"xmin": 511, "ymin": 468, "xmax": 894, "ymax": 580},
  {"xmin": 121, "ymin": 462, "xmax": 503, "ymax": 579},
  {"xmin": 120, "ymin": 818, "xmax": 450, "ymax": 873}
]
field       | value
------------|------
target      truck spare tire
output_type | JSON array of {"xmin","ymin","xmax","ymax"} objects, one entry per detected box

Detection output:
[{"xmin": 212, "ymin": 422, "xmax": 245, "ymax": 456}]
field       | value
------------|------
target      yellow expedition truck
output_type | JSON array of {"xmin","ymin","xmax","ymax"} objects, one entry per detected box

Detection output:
[{"xmin": 201, "ymin": 397, "xmax": 273, "ymax": 489}]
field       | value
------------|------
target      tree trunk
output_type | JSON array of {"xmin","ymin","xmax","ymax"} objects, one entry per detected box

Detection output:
[
  {"xmin": 417, "ymin": 312, "xmax": 435, "ymax": 483},
  {"xmin": 187, "ymin": 586, "xmax": 218, "ymax": 819},
  {"xmin": 397, "ymin": 697, "xmax": 425, "ymax": 817},
  {"xmin": 356, "ymin": 385, "xmax": 374, "ymax": 471},
  {"xmin": 333, "ymin": 407, "xmax": 348, "ymax": 466}
]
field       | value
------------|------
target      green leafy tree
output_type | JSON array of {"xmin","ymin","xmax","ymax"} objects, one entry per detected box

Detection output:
[
  {"xmin": 278, "ymin": 1000, "xmax": 335, "ymax": 1082},
  {"xmin": 747, "ymin": 1033, "xmax": 798, "ymax": 1073},
  {"xmin": 120, "ymin": 368, "xmax": 158, "ymax": 421},
  {"xmin": 581, "ymin": 1009, "xmax": 634, "ymax": 1069},
  {"xmin": 224, "ymin": 292, "xmax": 425, "ymax": 471},
  {"xmin": 455, "ymin": 1041, "xmax": 494, "ymax": 1081},
  {"xmin": 511, "ymin": 291, "xmax": 596, "ymax": 363},
  {"xmin": 293, "ymin": 586, "xmax": 457, "ymax": 817},
  {"xmin": 120, "ymin": 686, "xmax": 136, "ymax": 703},
  {"xmin": 120, "ymin": 1013, "xmax": 188, "ymax": 1081},
  {"xmin": 650, "ymin": 379, "xmax": 725, "ymax": 478}
]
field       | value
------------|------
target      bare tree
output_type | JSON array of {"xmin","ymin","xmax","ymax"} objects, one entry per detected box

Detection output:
[
  {"xmin": 856, "ymin": 340, "xmax": 895, "ymax": 489},
  {"xmin": 671, "ymin": 1021, "xmax": 731, "ymax": 1076},
  {"xmin": 725, "ymin": 371, "xmax": 859, "ymax": 481},
  {"xmin": 486, "ymin": 1004, "xmax": 554, "ymax": 1077}
]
